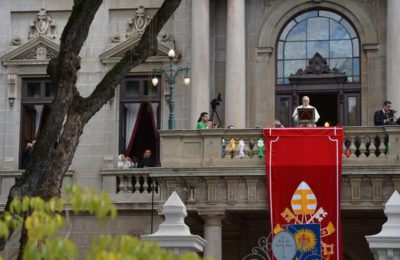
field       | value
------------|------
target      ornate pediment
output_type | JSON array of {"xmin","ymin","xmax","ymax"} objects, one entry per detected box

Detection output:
[
  {"xmin": 293, "ymin": 53, "xmax": 344, "ymax": 76},
  {"xmin": 288, "ymin": 53, "xmax": 347, "ymax": 84},
  {"xmin": 100, "ymin": 32, "xmax": 176, "ymax": 64},
  {"xmin": 1, "ymin": 35, "xmax": 59, "ymax": 66}
]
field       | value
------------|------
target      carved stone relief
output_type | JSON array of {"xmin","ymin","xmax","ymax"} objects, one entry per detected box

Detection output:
[
  {"xmin": 29, "ymin": 8, "xmax": 57, "ymax": 40},
  {"xmin": 126, "ymin": 6, "xmax": 152, "ymax": 38},
  {"xmin": 14, "ymin": 45, "xmax": 58, "ymax": 60},
  {"xmin": 292, "ymin": 53, "xmax": 344, "ymax": 76}
]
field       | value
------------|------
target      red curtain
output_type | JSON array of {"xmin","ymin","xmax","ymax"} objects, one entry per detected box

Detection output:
[{"xmin": 264, "ymin": 127, "xmax": 343, "ymax": 260}]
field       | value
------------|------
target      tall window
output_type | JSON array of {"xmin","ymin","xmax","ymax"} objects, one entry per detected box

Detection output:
[
  {"xmin": 277, "ymin": 10, "xmax": 360, "ymax": 84},
  {"xmin": 119, "ymin": 76, "xmax": 160, "ymax": 162},
  {"xmin": 20, "ymin": 78, "xmax": 54, "ymax": 168}
]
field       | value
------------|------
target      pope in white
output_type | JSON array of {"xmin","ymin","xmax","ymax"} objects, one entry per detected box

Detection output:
[{"xmin": 292, "ymin": 96, "xmax": 320, "ymax": 127}]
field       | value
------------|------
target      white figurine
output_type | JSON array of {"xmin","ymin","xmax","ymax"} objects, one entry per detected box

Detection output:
[
  {"xmin": 117, "ymin": 154, "xmax": 125, "ymax": 169},
  {"xmin": 239, "ymin": 138, "xmax": 245, "ymax": 159}
]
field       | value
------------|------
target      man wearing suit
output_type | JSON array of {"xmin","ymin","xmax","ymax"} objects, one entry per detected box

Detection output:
[{"xmin": 374, "ymin": 101, "xmax": 397, "ymax": 125}]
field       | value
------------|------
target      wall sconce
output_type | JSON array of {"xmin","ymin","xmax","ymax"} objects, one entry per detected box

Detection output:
[{"xmin": 7, "ymin": 74, "xmax": 17, "ymax": 108}]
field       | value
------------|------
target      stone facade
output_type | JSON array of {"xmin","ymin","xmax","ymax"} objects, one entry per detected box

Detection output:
[{"xmin": 0, "ymin": 0, "xmax": 398, "ymax": 259}]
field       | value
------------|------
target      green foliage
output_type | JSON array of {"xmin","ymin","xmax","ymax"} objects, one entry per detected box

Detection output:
[
  {"xmin": 0, "ymin": 185, "xmax": 202, "ymax": 260},
  {"xmin": 86, "ymin": 235, "xmax": 202, "ymax": 260}
]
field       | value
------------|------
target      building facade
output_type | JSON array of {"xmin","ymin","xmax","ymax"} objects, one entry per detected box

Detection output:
[{"xmin": 0, "ymin": 0, "xmax": 399, "ymax": 259}]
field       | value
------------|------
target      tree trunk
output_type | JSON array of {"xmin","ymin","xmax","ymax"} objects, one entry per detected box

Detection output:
[{"xmin": 1, "ymin": 0, "xmax": 182, "ymax": 253}]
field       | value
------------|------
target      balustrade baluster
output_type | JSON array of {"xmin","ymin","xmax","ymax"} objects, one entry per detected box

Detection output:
[
  {"xmin": 378, "ymin": 135, "xmax": 387, "ymax": 157},
  {"xmin": 135, "ymin": 175, "xmax": 141, "ymax": 192},
  {"xmin": 143, "ymin": 176, "xmax": 149, "ymax": 192},
  {"xmin": 118, "ymin": 175, "xmax": 125, "ymax": 193},
  {"xmin": 349, "ymin": 137, "xmax": 357, "ymax": 158},
  {"xmin": 368, "ymin": 136, "xmax": 377, "ymax": 157},
  {"xmin": 127, "ymin": 176, "xmax": 133, "ymax": 193},
  {"xmin": 358, "ymin": 136, "xmax": 367, "ymax": 158}
]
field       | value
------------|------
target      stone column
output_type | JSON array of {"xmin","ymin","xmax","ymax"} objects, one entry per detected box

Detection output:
[
  {"xmin": 387, "ymin": 0, "xmax": 400, "ymax": 106},
  {"xmin": 201, "ymin": 212, "xmax": 224, "ymax": 260},
  {"xmin": 225, "ymin": 0, "xmax": 246, "ymax": 128},
  {"xmin": 191, "ymin": 0, "xmax": 210, "ymax": 129}
]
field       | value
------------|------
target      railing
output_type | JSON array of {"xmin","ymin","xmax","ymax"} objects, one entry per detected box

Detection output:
[
  {"xmin": 100, "ymin": 127, "xmax": 400, "ymax": 209},
  {"xmin": 100, "ymin": 169, "xmax": 161, "ymax": 206},
  {"xmin": 0, "ymin": 170, "xmax": 74, "ymax": 209},
  {"xmin": 159, "ymin": 127, "xmax": 400, "ymax": 167}
]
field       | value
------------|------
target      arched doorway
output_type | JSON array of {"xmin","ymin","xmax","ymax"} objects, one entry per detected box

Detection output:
[{"xmin": 275, "ymin": 10, "xmax": 360, "ymax": 127}]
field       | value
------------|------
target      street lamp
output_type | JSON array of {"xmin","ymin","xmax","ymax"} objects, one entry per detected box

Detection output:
[{"xmin": 152, "ymin": 48, "xmax": 190, "ymax": 130}]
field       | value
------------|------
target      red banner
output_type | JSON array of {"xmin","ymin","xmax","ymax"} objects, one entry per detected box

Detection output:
[{"xmin": 264, "ymin": 127, "xmax": 343, "ymax": 260}]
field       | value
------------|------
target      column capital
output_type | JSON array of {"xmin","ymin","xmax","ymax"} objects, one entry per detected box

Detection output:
[{"xmin": 198, "ymin": 208, "xmax": 225, "ymax": 224}]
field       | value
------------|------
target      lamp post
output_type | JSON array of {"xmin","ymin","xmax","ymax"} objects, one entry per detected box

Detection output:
[{"xmin": 152, "ymin": 49, "xmax": 190, "ymax": 130}]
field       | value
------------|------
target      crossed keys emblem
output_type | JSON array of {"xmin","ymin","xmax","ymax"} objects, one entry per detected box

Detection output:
[
  {"xmin": 275, "ymin": 181, "xmax": 337, "ymax": 258},
  {"xmin": 281, "ymin": 207, "xmax": 327, "ymax": 224}
]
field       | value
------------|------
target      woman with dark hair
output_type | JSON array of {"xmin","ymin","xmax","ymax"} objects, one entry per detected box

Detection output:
[{"xmin": 196, "ymin": 112, "xmax": 209, "ymax": 129}]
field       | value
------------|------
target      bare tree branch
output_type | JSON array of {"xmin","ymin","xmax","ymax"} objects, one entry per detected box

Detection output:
[{"xmin": 82, "ymin": 0, "xmax": 182, "ymax": 116}]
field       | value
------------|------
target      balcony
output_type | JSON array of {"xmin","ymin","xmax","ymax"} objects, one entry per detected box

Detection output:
[{"xmin": 100, "ymin": 127, "xmax": 400, "ymax": 211}]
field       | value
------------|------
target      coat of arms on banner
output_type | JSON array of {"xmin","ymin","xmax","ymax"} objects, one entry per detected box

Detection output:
[{"xmin": 273, "ymin": 181, "xmax": 335, "ymax": 260}]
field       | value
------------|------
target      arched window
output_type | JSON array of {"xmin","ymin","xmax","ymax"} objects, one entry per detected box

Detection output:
[{"xmin": 277, "ymin": 10, "xmax": 360, "ymax": 84}]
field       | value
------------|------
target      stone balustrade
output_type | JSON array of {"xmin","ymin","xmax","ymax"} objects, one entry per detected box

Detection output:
[
  {"xmin": 99, "ymin": 126, "xmax": 400, "ymax": 211},
  {"xmin": 0, "ymin": 170, "xmax": 23, "ymax": 207},
  {"xmin": 100, "ymin": 168, "xmax": 161, "ymax": 209},
  {"xmin": 159, "ymin": 127, "xmax": 400, "ymax": 167},
  {"xmin": 0, "ymin": 170, "xmax": 74, "ymax": 210}
]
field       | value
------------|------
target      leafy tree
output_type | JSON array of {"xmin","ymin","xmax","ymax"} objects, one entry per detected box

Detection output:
[
  {"xmin": 0, "ymin": 186, "xmax": 201, "ymax": 260},
  {"xmin": 1, "ymin": 0, "xmax": 182, "ymax": 255}
]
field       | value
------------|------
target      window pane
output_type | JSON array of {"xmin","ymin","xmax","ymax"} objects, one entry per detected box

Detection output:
[
  {"xmin": 330, "ymin": 20, "xmax": 350, "ymax": 40},
  {"xmin": 340, "ymin": 19, "xmax": 357, "ymax": 38},
  {"xmin": 330, "ymin": 58, "xmax": 352, "ymax": 75},
  {"xmin": 277, "ymin": 41, "xmax": 284, "ymax": 60},
  {"xmin": 27, "ymin": 82, "xmax": 41, "ymax": 97},
  {"xmin": 280, "ymin": 20, "xmax": 296, "ymax": 40},
  {"xmin": 330, "ymin": 40, "xmax": 352, "ymax": 58},
  {"xmin": 45, "ymin": 82, "xmax": 54, "ymax": 97},
  {"xmin": 277, "ymin": 61, "xmax": 284, "ymax": 78},
  {"xmin": 287, "ymin": 20, "xmax": 306, "ymax": 41},
  {"xmin": 284, "ymin": 60, "xmax": 306, "ymax": 77},
  {"xmin": 347, "ymin": 96, "xmax": 357, "ymax": 126},
  {"xmin": 295, "ymin": 11, "xmax": 318, "ymax": 23},
  {"xmin": 307, "ymin": 41, "xmax": 329, "ymax": 58},
  {"xmin": 125, "ymin": 81, "xmax": 140, "ymax": 96},
  {"xmin": 353, "ymin": 58, "xmax": 360, "ymax": 76},
  {"xmin": 277, "ymin": 78, "xmax": 284, "ymax": 84},
  {"xmin": 144, "ymin": 80, "xmax": 157, "ymax": 97},
  {"xmin": 279, "ymin": 97, "xmax": 290, "ymax": 127},
  {"xmin": 352, "ymin": 38, "xmax": 359, "ymax": 57},
  {"xmin": 284, "ymin": 42, "xmax": 306, "ymax": 59},
  {"xmin": 319, "ymin": 11, "xmax": 341, "ymax": 21},
  {"xmin": 307, "ymin": 17, "xmax": 329, "ymax": 40}
]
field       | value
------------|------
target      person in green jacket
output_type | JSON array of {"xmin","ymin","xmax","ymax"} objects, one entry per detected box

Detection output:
[{"xmin": 197, "ymin": 112, "xmax": 209, "ymax": 129}]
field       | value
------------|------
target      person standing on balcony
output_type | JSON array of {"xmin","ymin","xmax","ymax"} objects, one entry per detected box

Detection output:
[
  {"xmin": 138, "ymin": 149, "xmax": 156, "ymax": 168},
  {"xmin": 196, "ymin": 112, "xmax": 209, "ymax": 129},
  {"xmin": 292, "ymin": 96, "xmax": 320, "ymax": 127},
  {"xmin": 374, "ymin": 101, "xmax": 398, "ymax": 125}
]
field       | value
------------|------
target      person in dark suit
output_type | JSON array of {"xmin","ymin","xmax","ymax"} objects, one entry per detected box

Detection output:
[
  {"xmin": 374, "ymin": 101, "xmax": 397, "ymax": 125},
  {"xmin": 138, "ymin": 149, "xmax": 156, "ymax": 168}
]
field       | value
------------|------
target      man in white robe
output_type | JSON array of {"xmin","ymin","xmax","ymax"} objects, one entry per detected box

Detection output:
[{"xmin": 292, "ymin": 96, "xmax": 320, "ymax": 127}]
